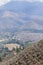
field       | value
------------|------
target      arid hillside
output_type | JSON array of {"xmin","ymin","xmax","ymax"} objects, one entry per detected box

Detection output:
[{"xmin": 0, "ymin": 40, "xmax": 43, "ymax": 65}]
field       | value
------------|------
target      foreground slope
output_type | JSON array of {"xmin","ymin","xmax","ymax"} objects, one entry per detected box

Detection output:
[
  {"xmin": 0, "ymin": 40, "xmax": 43, "ymax": 65},
  {"xmin": 12, "ymin": 40, "xmax": 43, "ymax": 65}
]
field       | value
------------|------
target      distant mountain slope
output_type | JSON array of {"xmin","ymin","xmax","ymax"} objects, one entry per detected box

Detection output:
[
  {"xmin": 0, "ymin": 1, "xmax": 43, "ymax": 42},
  {"xmin": 0, "ymin": 1, "xmax": 43, "ymax": 33},
  {"xmin": 0, "ymin": 10, "xmax": 43, "ymax": 33},
  {"xmin": 0, "ymin": 40, "xmax": 43, "ymax": 65},
  {"xmin": 0, "ymin": 1, "xmax": 43, "ymax": 15}
]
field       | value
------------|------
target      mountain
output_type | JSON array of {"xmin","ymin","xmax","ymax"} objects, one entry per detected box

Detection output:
[
  {"xmin": 0, "ymin": 40, "xmax": 43, "ymax": 65},
  {"xmin": 0, "ymin": 1, "xmax": 43, "ymax": 42},
  {"xmin": 0, "ymin": 1, "xmax": 43, "ymax": 31},
  {"xmin": 0, "ymin": 1, "xmax": 43, "ymax": 15}
]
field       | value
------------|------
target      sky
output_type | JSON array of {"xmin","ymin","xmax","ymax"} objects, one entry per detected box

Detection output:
[
  {"xmin": 0, "ymin": 0, "xmax": 10, "ymax": 6},
  {"xmin": 0, "ymin": 0, "xmax": 43, "ymax": 6}
]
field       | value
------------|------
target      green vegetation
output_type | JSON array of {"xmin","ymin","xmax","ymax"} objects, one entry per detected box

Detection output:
[{"xmin": 25, "ymin": 41, "xmax": 32, "ymax": 47}]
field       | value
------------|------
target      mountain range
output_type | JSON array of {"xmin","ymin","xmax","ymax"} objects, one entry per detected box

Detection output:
[{"xmin": 0, "ymin": 1, "xmax": 43, "ymax": 41}]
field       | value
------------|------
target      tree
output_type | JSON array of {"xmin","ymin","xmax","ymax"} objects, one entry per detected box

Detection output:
[{"xmin": 0, "ymin": 57, "xmax": 2, "ymax": 62}]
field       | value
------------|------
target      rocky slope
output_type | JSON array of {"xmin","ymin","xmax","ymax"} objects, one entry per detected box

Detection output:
[{"xmin": 0, "ymin": 40, "xmax": 43, "ymax": 65}]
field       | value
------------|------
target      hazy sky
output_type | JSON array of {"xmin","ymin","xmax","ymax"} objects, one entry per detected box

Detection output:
[
  {"xmin": 0, "ymin": 0, "xmax": 43, "ymax": 6},
  {"xmin": 0, "ymin": 0, "xmax": 10, "ymax": 6}
]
